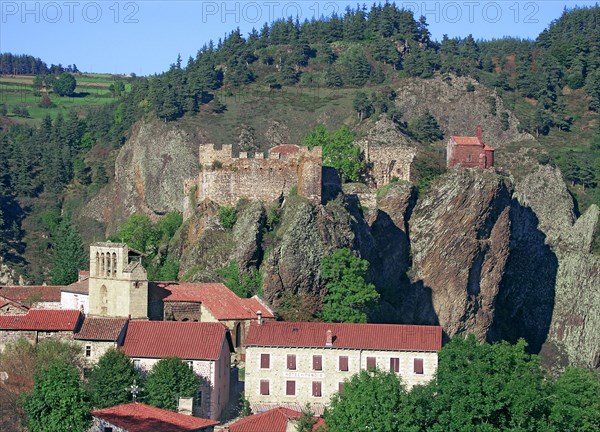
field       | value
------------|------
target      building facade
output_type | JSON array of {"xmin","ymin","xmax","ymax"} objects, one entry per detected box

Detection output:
[
  {"xmin": 447, "ymin": 125, "xmax": 495, "ymax": 169},
  {"xmin": 74, "ymin": 316, "xmax": 128, "ymax": 365},
  {"xmin": 121, "ymin": 321, "xmax": 233, "ymax": 421},
  {"xmin": 184, "ymin": 144, "xmax": 322, "ymax": 217},
  {"xmin": 88, "ymin": 243, "xmax": 148, "ymax": 319},
  {"xmin": 244, "ymin": 321, "xmax": 442, "ymax": 414}
]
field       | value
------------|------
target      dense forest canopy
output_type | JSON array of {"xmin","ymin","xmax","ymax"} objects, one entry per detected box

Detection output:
[{"xmin": 1, "ymin": 4, "xmax": 600, "ymax": 281}]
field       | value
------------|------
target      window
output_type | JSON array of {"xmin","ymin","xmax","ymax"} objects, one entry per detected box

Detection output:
[
  {"xmin": 312, "ymin": 381, "xmax": 322, "ymax": 397},
  {"xmin": 338, "ymin": 382, "xmax": 344, "ymax": 394},
  {"xmin": 85, "ymin": 345, "xmax": 91, "ymax": 357},
  {"xmin": 339, "ymin": 356, "xmax": 349, "ymax": 371},
  {"xmin": 414, "ymin": 358, "xmax": 424, "ymax": 374},
  {"xmin": 366, "ymin": 357, "xmax": 376, "ymax": 370},
  {"xmin": 103, "ymin": 428, "xmax": 113, "ymax": 432},
  {"xmin": 390, "ymin": 357, "xmax": 400, "ymax": 373},
  {"xmin": 187, "ymin": 361, "xmax": 193, "ymax": 369},
  {"xmin": 312, "ymin": 355, "xmax": 322, "ymax": 371},
  {"xmin": 260, "ymin": 380, "xmax": 270, "ymax": 395},
  {"xmin": 194, "ymin": 390, "xmax": 202, "ymax": 407},
  {"xmin": 260, "ymin": 353, "xmax": 270, "ymax": 369},
  {"xmin": 286, "ymin": 354, "xmax": 296, "ymax": 370},
  {"xmin": 133, "ymin": 359, "xmax": 141, "ymax": 369},
  {"xmin": 286, "ymin": 380, "xmax": 296, "ymax": 396}
]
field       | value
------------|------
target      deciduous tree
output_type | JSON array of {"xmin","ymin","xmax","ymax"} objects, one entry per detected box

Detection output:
[
  {"xmin": 320, "ymin": 248, "xmax": 379, "ymax": 323},
  {"xmin": 144, "ymin": 357, "xmax": 199, "ymax": 411},
  {"xmin": 87, "ymin": 348, "xmax": 140, "ymax": 409},
  {"xmin": 24, "ymin": 361, "xmax": 91, "ymax": 432}
]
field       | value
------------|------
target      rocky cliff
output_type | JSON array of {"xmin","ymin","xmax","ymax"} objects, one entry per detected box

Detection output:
[{"xmin": 80, "ymin": 81, "xmax": 598, "ymax": 369}]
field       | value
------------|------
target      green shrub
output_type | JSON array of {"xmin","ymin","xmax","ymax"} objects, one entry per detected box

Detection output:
[{"xmin": 219, "ymin": 206, "xmax": 237, "ymax": 229}]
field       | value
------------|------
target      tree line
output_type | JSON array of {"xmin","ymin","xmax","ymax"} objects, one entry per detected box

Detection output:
[
  {"xmin": 324, "ymin": 335, "xmax": 600, "ymax": 432},
  {"xmin": 0, "ymin": 53, "xmax": 78, "ymax": 75}
]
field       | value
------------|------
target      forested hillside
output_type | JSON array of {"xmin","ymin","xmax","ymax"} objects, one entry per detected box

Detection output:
[{"xmin": 1, "ymin": 4, "xmax": 600, "ymax": 281}]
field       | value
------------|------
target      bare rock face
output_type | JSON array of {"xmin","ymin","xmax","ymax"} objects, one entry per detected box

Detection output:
[
  {"xmin": 82, "ymin": 119, "xmax": 201, "ymax": 234},
  {"xmin": 265, "ymin": 120, "xmax": 291, "ymax": 147},
  {"xmin": 409, "ymin": 169, "xmax": 513, "ymax": 339},
  {"xmin": 394, "ymin": 75, "xmax": 532, "ymax": 145},
  {"xmin": 262, "ymin": 197, "xmax": 351, "ymax": 302},
  {"xmin": 511, "ymin": 165, "xmax": 600, "ymax": 368}
]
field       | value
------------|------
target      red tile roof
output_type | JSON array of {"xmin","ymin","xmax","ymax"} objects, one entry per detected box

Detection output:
[
  {"xmin": 269, "ymin": 144, "xmax": 300, "ymax": 155},
  {"xmin": 62, "ymin": 278, "xmax": 89, "ymax": 294},
  {"xmin": 91, "ymin": 402, "xmax": 218, "ymax": 432},
  {"xmin": 75, "ymin": 317, "xmax": 128, "ymax": 341},
  {"xmin": 0, "ymin": 296, "xmax": 28, "ymax": 312},
  {"xmin": 451, "ymin": 136, "xmax": 482, "ymax": 146},
  {"xmin": 483, "ymin": 145, "xmax": 495, "ymax": 151},
  {"xmin": 0, "ymin": 285, "xmax": 63, "ymax": 302},
  {"xmin": 0, "ymin": 309, "xmax": 81, "ymax": 331},
  {"xmin": 245, "ymin": 322, "xmax": 442, "ymax": 352},
  {"xmin": 150, "ymin": 282, "xmax": 274, "ymax": 321},
  {"xmin": 122, "ymin": 321, "xmax": 230, "ymax": 360},
  {"xmin": 226, "ymin": 407, "xmax": 324, "ymax": 432}
]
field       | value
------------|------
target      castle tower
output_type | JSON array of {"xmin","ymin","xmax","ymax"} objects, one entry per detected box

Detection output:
[{"xmin": 88, "ymin": 242, "xmax": 148, "ymax": 319}]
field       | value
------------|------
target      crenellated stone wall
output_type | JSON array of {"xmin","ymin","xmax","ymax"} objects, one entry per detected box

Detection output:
[{"xmin": 184, "ymin": 144, "xmax": 322, "ymax": 214}]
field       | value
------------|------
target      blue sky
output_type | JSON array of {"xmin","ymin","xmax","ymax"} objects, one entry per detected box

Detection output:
[{"xmin": 1, "ymin": 1, "xmax": 597, "ymax": 75}]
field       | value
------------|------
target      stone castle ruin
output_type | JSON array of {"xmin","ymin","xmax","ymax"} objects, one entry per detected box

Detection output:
[{"xmin": 184, "ymin": 144, "xmax": 322, "ymax": 215}]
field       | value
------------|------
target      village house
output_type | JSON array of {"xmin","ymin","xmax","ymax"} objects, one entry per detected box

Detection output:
[
  {"xmin": 0, "ymin": 309, "xmax": 82, "ymax": 351},
  {"xmin": 447, "ymin": 125, "xmax": 495, "ymax": 169},
  {"xmin": 90, "ymin": 402, "xmax": 219, "ymax": 432},
  {"xmin": 0, "ymin": 285, "xmax": 63, "ymax": 309},
  {"xmin": 61, "ymin": 271, "xmax": 91, "ymax": 313},
  {"xmin": 0, "ymin": 297, "xmax": 28, "ymax": 315},
  {"xmin": 244, "ymin": 321, "xmax": 442, "ymax": 414},
  {"xmin": 121, "ymin": 320, "xmax": 233, "ymax": 421},
  {"xmin": 74, "ymin": 316, "xmax": 128, "ymax": 365},
  {"xmin": 149, "ymin": 282, "xmax": 274, "ymax": 361},
  {"xmin": 218, "ymin": 407, "xmax": 325, "ymax": 432}
]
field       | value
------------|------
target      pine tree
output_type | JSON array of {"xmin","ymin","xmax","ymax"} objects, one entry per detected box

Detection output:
[{"xmin": 50, "ymin": 219, "xmax": 88, "ymax": 285}]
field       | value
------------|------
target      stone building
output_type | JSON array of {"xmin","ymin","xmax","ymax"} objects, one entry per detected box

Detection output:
[
  {"xmin": 88, "ymin": 242, "xmax": 148, "ymax": 319},
  {"xmin": 90, "ymin": 402, "xmax": 218, "ymax": 432},
  {"xmin": 74, "ymin": 316, "xmax": 128, "ymax": 365},
  {"xmin": 447, "ymin": 125, "xmax": 495, "ymax": 169},
  {"xmin": 244, "ymin": 321, "xmax": 442, "ymax": 414},
  {"xmin": 121, "ymin": 321, "xmax": 233, "ymax": 421},
  {"xmin": 0, "ymin": 309, "xmax": 82, "ymax": 351},
  {"xmin": 0, "ymin": 285, "xmax": 63, "ymax": 309},
  {"xmin": 184, "ymin": 144, "xmax": 322, "ymax": 216},
  {"xmin": 0, "ymin": 297, "xmax": 28, "ymax": 315},
  {"xmin": 356, "ymin": 118, "xmax": 417, "ymax": 188},
  {"xmin": 149, "ymin": 282, "xmax": 274, "ymax": 361}
]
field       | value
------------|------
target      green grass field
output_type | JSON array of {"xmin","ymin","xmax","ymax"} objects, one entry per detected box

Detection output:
[{"xmin": 0, "ymin": 73, "xmax": 130, "ymax": 124}]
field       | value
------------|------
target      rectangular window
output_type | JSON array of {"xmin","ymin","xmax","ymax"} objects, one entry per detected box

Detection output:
[
  {"xmin": 133, "ymin": 359, "xmax": 141, "ymax": 369},
  {"xmin": 187, "ymin": 361, "xmax": 193, "ymax": 369},
  {"xmin": 85, "ymin": 345, "xmax": 91, "ymax": 357},
  {"xmin": 260, "ymin": 380, "xmax": 270, "ymax": 395},
  {"xmin": 286, "ymin": 380, "xmax": 296, "ymax": 396},
  {"xmin": 312, "ymin": 355, "xmax": 322, "ymax": 371},
  {"xmin": 260, "ymin": 353, "xmax": 270, "ymax": 369},
  {"xmin": 338, "ymin": 382, "xmax": 344, "ymax": 394},
  {"xmin": 312, "ymin": 381, "xmax": 322, "ymax": 397},
  {"xmin": 103, "ymin": 428, "xmax": 113, "ymax": 432},
  {"xmin": 390, "ymin": 357, "xmax": 400, "ymax": 373},
  {"xmin": 414, "ymin": 358, "xmax": 424, "ymax": 374},
  {"xmin": 339, "ymin": 356, "xmax": 349, "ymax": 371},
  {"xmin": 287, "ymin": 354, "xmax": 296, "ymax": 370},
  {"xmin": 366, "ymin": 356, "xmax": 376, "ymax": 370},
  {"xmin": 194, "ymin": 390, "xmax": 202, "ymax": 406}
]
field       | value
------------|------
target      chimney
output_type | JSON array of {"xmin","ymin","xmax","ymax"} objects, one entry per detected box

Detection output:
[
  {"xmin": 476, "ymin": 125, "xmax": 483, "ymax": 143},
  {"xmin": 256, "ymin": 310, "xmax": 263, "ymax": 325},
  {"xmin": 326, "ymin": 329, "xmax": 333, "ymax": 347},
  {"xmin": 177, "ymin": 397, "xmax": 193, "ymax": 415}
]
